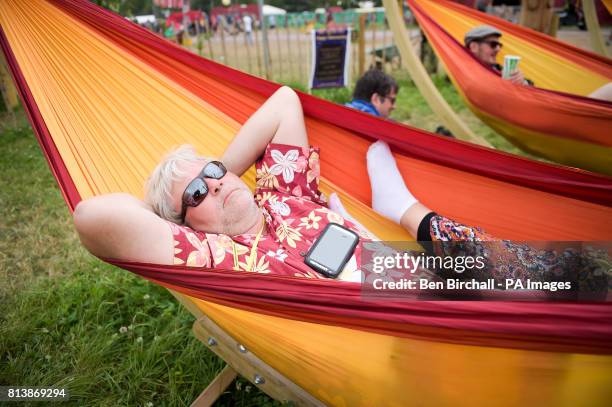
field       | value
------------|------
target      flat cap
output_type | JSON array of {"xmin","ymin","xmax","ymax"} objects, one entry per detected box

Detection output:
[{"xmin": 464, "ymin": 25, "xmax": 502, "ymax": 46}]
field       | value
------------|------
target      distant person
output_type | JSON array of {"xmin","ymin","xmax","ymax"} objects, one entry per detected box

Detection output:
[
  {"xmin": 210, "ymin": 15, "xmax": 218, "ymax": 34},
  {"xmin": 464, "ymin": 25, "xmax": 531, "ymax": 85},
  {"xmin": 345, "ymin": 69, "xmax": 398, "ymax": 118},
  {"xmin": 325, "ymin": 13, "xmax": 343, "ymax": 31},
  {"xmin": 176, "ymin": 28, "xmax": 184, "ymax": 45},
  {"xmin": 475, "ymin": 0, "xmax": 491, "ymax": 12},
  {"xmin": 465, "ymin": 25, "xmax": 612, "ymax": 100},
  {"xmin": 243, "ymin": 14, "xmax": 253, "ymax": 44}
]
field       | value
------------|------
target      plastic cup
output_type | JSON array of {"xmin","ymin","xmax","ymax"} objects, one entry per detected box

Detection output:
[{"xmin": 502, "ymin": 55, "xmax": 521, "ymax": 79}]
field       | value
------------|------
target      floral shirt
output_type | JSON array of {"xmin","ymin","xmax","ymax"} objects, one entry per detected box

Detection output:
[{"xmin": 169, "ymin": 143, "xmax": 370, "ymax": 281}]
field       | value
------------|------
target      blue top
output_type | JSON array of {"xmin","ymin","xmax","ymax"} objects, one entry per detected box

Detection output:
[{"xmin": 344, "ymin": 99, "xmax": 381, "ymax": 117}]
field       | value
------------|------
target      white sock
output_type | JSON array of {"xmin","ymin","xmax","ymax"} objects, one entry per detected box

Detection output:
[{"xmin": 367, "ymin": 141, "xmax": 417, "ymax": 224}]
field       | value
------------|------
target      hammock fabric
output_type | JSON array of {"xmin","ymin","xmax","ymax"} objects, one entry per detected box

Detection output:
[
  {"xmin": 408, "ymin": 0, "xmax": 612, "ymax": 175},
  {"xmin": 1, "ymin": 1, "xmax": 612, "ymax": 405}
]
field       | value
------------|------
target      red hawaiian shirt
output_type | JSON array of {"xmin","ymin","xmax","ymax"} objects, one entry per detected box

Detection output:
[{"xmin": 169, "ymin": 143, "xmax": 371, "ymax": 281}]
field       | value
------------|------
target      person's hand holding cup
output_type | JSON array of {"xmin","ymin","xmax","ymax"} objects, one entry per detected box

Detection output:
[
  {"xmin": 509, "ymin": 69, "xmax": 525, "ymax": 85},
  {"xmin": 502, "ymin": 55, "xmax": 527, "ymax": 85}
]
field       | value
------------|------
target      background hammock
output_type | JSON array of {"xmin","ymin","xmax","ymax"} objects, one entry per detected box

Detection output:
[
  {"xmin": 406, "ymin": 0, "xmax": 612, "ymax": 175},
  {"xmin": 1, "ymin": 0, "xmax": 612, "ymax": 406}
]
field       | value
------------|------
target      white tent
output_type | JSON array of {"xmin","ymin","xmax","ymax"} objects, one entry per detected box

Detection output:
[
  {"xmin": 262, "ymin": 4, "xmax": 286, "ymax": 16},
  {"xmin": 133, "ymin": 14, "xmax": 156, "ymax": 25}
]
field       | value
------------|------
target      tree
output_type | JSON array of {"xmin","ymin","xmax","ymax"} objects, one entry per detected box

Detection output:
[{"xmin": 92, "ymin": 0, "xmax": 152, "ymax": 16}]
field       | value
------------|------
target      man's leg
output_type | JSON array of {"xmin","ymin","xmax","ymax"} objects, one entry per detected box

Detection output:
[{"xmin": 589, "ymin": 82, "xmax": 612, "ymax": 102}]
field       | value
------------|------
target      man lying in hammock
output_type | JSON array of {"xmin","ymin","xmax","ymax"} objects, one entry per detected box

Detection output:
[
  {"xmin": 465, "ymin": 25, "xmax": 612, "ymax": 101},
  {"xmin": 464, "ymin": 25, "xmax": 531, "ymax": 86},
  {"xmin": 73, "ymin": 86, "xmax": 607, "ymax": 289}
]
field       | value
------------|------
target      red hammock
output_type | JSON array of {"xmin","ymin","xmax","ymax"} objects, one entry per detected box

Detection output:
[{"xmin": 1, "ymin": 0, "xmax": 611, "ymax": 356}]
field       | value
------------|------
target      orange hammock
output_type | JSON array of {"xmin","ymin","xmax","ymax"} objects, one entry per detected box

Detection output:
[
  {"xmin": 1, "ymin": 1, "xmax": 612, "ymax": 406},
  {"xmin": 407, "ymin": 0, "xmax": 612, "ymax": 175}
]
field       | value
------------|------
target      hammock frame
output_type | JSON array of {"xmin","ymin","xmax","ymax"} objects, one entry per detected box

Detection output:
[
  {"xmin": 171, "ymin": 292, "xmax": 323, "ymax": 406},
  {"xmin": 583, "ymin": 0, "xmax": 611, "ymax": 58},
  {"xmin": 381, "ymin": 0, "xmax": 490, "ymax": 147},
  {"xmin": 1, "ymin": 1, "xmax": 611, "ymax": 405}
]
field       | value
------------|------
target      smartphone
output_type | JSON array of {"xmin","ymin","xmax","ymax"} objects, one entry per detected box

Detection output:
[{"xmin": 304, "ymin": 223, "xmax": 359, "ymax": 278}]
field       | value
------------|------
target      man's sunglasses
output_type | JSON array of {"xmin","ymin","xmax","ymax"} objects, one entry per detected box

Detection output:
[
  {"xmin": 479, "ymin": 40, "xmax": 503, "ymax": 49},
  {"xmin": 180, "ymin": 161, "xmax": 227, "ymax": 224},
  {"xmin": 381, "ymin": 95, "xmax": 396, "ymax": 105}
]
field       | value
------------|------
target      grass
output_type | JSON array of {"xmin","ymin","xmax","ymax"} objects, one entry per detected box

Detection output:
[
  {"xmin": 0, "ymin": 112, "xmax": 282, "ymax": 407},
  {"xmin": 0, "ymin": 72, "xmax": 530, "ymax": 406},
  {"xmin": 302, "ymin": 70, "xmax": 536, "ymax": 156}
]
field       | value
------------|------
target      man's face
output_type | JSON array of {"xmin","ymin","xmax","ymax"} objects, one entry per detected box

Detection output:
[
  {"xmin": 468, "ymin": 35, "xmax": 502, "ymax": 65},
  {"xmin": 371, "ymin": 89, "xmax": 397, "ymax": 118},
  {"xmin": 173, "ymin": 162, "xmax": 259, "ymax": 235}
]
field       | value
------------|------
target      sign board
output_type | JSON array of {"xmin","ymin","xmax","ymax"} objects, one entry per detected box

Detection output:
[{"xmin": 309, "ymin": 29, "xmax": 351, "ymax": 89}]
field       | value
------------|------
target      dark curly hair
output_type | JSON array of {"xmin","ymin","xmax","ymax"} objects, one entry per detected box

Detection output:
[{"xmin": 352, "ymin": 69, "xmax": 399, "ymax": 101}]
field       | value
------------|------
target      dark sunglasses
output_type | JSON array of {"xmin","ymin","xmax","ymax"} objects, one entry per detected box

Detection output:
[
  {"xmin": 480, "ymin": 40, "xmax": 503, "ymax": 49},
  {"xmin": 180, "ymin": 161, "xmax": 227, "ymax": 224},
  {"xmin": 380, "ymin": 95, "xmax": 396, "ymax": 105}
]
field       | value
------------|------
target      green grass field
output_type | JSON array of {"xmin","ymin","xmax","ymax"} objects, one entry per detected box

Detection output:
[{"xmin": 0, "ymin": 73, "xmax": 529, "ymax": 406}]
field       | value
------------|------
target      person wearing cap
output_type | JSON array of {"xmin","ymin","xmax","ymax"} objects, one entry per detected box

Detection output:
[{"xmin": 464, "ymin": 25, "xmax": 531, "ymax": 86}]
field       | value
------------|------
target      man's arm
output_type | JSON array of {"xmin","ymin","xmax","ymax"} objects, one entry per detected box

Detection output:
[
  {"xmin": 73, "ymin": 193, "xmax": 174, "ymax": 264},
  {"xmin": 221, "ymin": 86, "xmax": 308, "ymax": 176}
]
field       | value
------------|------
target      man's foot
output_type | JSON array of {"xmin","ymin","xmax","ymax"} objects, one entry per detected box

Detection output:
[
  {"xmin": 367, "ymin": 141, "xmax": 417, "ymax": 224},
  {"xmin": 434, "ymin": 125, "xmax": 454, "ymax": 138}
]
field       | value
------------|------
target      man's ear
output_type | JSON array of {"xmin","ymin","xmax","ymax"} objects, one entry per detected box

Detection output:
[
  {"xmin": 370, "ymin": 92, "xmax": 382, "ymax": 105},
  {"xmin": 468, "ymin": 42, "xmax": 478, "ymax": 53}
]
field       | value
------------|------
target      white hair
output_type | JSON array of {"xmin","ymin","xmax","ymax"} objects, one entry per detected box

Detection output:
[{"xmin": 145, "ymin": 145, "xmax": 212, "ymax": 224}]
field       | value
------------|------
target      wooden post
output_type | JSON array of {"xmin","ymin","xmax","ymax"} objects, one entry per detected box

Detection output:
[
  {"xmin": 519, "ymin": 0, "xmax": 555, "ymax": 35},
  {"xmin": 257, "ymin": 0, "xmax": 272, "ymax": 80},
  {"xmin": 275, "ymin": 22, "xmax": 284, "ymax": 82},
  {"xmin": 253, "ymin": 24, "xmax": 263, "ymax": 77},
  {"xmin": 358, "ymin": 14, "xmax": 366, "ymax": 76},
  {"xmin": 582, "ymin": 0, "xmax": 610, "ymax": 57},
  {"xmin": 232, "ymin": 23, "xmax": 240, "ymax": 70},
  {"xmin": 381, "ymin": 0, "xmax": 490, "ymax": 146},
  {"xmin": 285, "ymin": 23, "xmax": 295, "ymax": 83},
  {"xmin": 244, "ymin": 30, "xmax": 253, "ymax": 74},
  {"xmin": 219, "ymin": 17, "xmax": 228, "ymax": 66},
  {"xmin": 371, "ymin": 13, "xmax": 378, "ymax": 69},
  {"xmin": 295, "ymin": 27, "xmax": 306, "ymax": 88},
  {"xmin": 204, "ymin": 15, "xmax": 214, "ymax": 61},
  {"xmin": 191, "ymin": 316, "xmax": 325, "ymax": 406},
  {"xmin": 167, "ymin": 291, "xmax": 324, "ymax": 406},
  {"xmin": 190, "ymin": 365, "xmax": 237, "ymax": 407},
  {"xmin": 381, "ymin": 19, "xmax": 388, "ymax": 72},
  {"xmin": 549, "ymin": 12, "xmax": 559, "ymax": 38},
  {"xmin": 206, "ymin": 31, "xmax": 214, "ymax": 61},
  {"xmin": 352, "ymin": 16, "xmax": 358, "ymax": 80}
]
